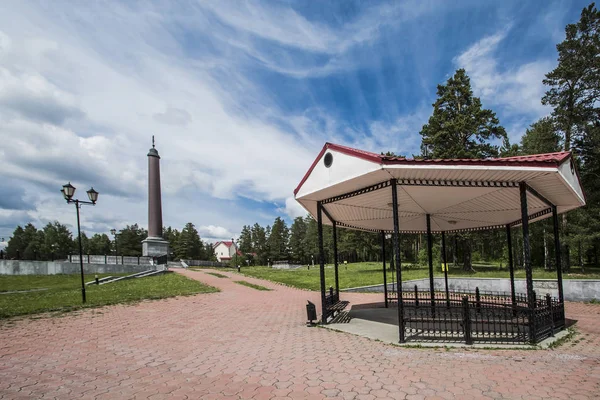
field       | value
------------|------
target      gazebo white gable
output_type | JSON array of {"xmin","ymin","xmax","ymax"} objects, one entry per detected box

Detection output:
[{"xmin": 294, "ymin": 143, "xmax": 585, "ymax": 233}]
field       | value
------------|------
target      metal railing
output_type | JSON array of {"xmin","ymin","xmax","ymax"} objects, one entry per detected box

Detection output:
[{"xmin": 388, "ymin": 286, "xmax": 564, "ymax": 344}]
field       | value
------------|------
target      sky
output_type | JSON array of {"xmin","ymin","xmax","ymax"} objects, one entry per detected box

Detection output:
[{"xmin": 0, "ymin": 0, "xmax": 591, "ymax": 246}]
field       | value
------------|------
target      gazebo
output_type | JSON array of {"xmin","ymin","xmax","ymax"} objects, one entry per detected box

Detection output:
[{"xmin": 294, "ymin": 143, "xmax": 586, "ymax": 344}]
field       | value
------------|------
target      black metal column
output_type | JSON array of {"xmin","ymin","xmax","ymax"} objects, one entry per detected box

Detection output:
[
  {"xmin": 333, "ymin": 221, "xmax": 339, "ymax": 297},
  {"xmin": 381, "ymin": 231, "xmax": 388, "ymax": 308},
  {"xmin": 391, "ymin": 180, "xmax": 405, "ymax": 343},
  {"xmin": 519, "ymin": 182, "xmax": 535, "ymax": 342},
  {"xmin": 426, "ymin": 214, "xmax": 435, "ymax": 312},
  {"xmin": 75, "ymin": 201, "xmax": 86, "ymax": 303},
  {"xmin": 441, "ymin": 231, "xmax": 449, "ymax": 308},
  {"xmin": 317, "ymin": 202, "xmax": 327, "ymax": 323},
  {"xmin": 506, "ymin": 224, "xmax": 517, "ymax": 312},
  {"xmin": 552, "ymin": 206, "xmax": 564, "ymax": 306}
]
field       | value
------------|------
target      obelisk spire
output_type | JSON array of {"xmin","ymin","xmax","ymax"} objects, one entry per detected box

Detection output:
[
  {"xmin": 147, "ymin": 136, "xmax": 162, "ymax": 238},
  {"xmin": 142, "ymin": 136, "xmax": 169, "ymax": 257}
]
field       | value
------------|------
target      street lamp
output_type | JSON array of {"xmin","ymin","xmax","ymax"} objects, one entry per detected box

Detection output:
[
  {"xmin": 61, "ymin": 182, "xmax": 99, "ymax": 303},
  {"xmin": 110, "ymin": 229, "xmax": 119, "ymax": 263}
]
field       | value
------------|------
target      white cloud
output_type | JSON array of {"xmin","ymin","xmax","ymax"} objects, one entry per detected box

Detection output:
[
  {"xmin": 4, "ymin": 0, "xmax": 439, "ymax": 237},
  {"xmin": 454, "ymin": 26, "xmax": 553, "ymax": 140},
  {"xmin": 0, "ymin": 2, "xmax": 329, "ymax": 237},
  {"xmin": 198, "ymin": 225, "xmax": 234, "ymax": 242},
  {"xmin": 153, "ymin": 107, "xmax": 192, "ymax": 126},
  {"xmin": 282, "ymin": 197, "xmax": 309, "ymax": 220},
  {"xmin": 195, "ymin": 0, "xmax": 450, "ymax": 78},
  {"xmin": 200, "ymin": 0, "xmax": 435, "ymax": 55},
  {"xmin": 364, "ymin": 108, "xmax": 430, "ymax": 156}
]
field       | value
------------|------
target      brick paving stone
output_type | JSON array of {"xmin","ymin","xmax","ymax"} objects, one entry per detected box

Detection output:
[{"xmin": 0, "ymin": 268, "xmax": 600, "ymax": 399}]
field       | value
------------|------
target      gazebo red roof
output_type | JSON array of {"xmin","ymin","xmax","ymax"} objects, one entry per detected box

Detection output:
[
  {"xmin": 294, "ymin": 143, "xmax": 572, "ymax": 195},
  {"xmin": 213, "ymin": 241, "xmax": 235, "ymax": 248}
]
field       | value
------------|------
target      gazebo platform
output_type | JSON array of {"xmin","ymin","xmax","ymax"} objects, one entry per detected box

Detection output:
[
  {"xmin": 295, "ymin": 143, "xmax": 586, "ymax": 345},
  {"xmin": 325, "ymin": 301, "xmax": 572, "ymax": 349}
]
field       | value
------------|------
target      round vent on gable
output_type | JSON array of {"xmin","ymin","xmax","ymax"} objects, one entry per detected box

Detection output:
[{"xmin": 324, "ymin": 152, "xmax": 333, "ymax": 168}]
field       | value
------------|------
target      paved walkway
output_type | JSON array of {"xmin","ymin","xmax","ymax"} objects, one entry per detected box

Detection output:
[{"xmin": 1, "ymin": 269, "xmax": 599, "ymax": 399}]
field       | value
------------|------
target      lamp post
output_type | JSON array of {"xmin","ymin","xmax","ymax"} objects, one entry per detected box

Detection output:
[
  {"xmin": 110, "ymin": 229, "xmax": 118, "ymax": 263},
  {"xmin": 61, "ymin": 182, "xmax": 99, "ymax": 303}
]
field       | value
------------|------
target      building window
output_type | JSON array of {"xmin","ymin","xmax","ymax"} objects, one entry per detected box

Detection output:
[{"xmin": 324, "ymin": 152, "xmax": 333, "ymax": 168}]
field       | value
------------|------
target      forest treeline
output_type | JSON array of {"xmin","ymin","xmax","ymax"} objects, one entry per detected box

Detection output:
[{"xmin": 3, "ymin": 222, "xmax": 216, "ymax": 262}]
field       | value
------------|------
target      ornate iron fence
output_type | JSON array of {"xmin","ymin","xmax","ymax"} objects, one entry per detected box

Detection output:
[{"xmin": 388, "ymin": 286, "xmax": 564, "ymax": 344}]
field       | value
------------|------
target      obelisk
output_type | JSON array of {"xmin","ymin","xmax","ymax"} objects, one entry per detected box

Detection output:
[{"xmin": 142, "ymin": 136, "xmax": 169, "ymax": 256}]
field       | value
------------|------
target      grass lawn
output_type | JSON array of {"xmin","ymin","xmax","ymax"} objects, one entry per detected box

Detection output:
[
  {"xmin": 238, "ymin": 262, "xmax": 600, "ymax": 291},
  {"xmin": 0, "ymin": 273, "xmax": 123, "ymax": 292},
  {"xmin": 206, "ymin": 272, "xmax": 228, "ymax": 278},
  {"xmin": 233, "ymin": 280, "xmax": 271, "ymax": 291},
  {"xmin": 0, "ymin": 273, "xmax": 218, "ymax": 319}
]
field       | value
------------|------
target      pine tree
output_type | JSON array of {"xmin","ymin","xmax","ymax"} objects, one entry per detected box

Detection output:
[
  {"xmin": 520, "ymin": 117, "xmax": 562, "ymax": 154},
  {"xmin": 176, "ymin": 223, "xmax": 203, "ymax": 260},
  {"xmin": 204, "ymin": 242, "xmax": 217, "ymax": 261},
  {"xmin": 542, "ymin": 3, "xmax": 600, "ymax": 151},
  {"xmin": 42, "ymin": 221, "xmax": 73, "ymax": 258},
  {"xmin": 163, "ymin": 226, "xmax": 180, "ymax": 259},
  {"xmin": 542, "ymin": 3, "xmax": 600, "ymax": 270},
  {"xmin": 303, "ymin": 216, "xmax": 318, "ymax": 264},
  {"xmin": 265, "ymin": 225, "xmax": 272, "ymax": 262},
  {"xmin": 289, "ymin": 217, "xmax": 308, "ymax": 263},
  {"xmin": 238, "ymin": 225, "xmax": 253, "ymax": 254},
  {"xmin": 76, "ymin": 232, "xmax": 90, "ymax": 255},
  {"xmin": 87, "ymin": 234, "xmax": 112, "ymax": 255},
  {"xmin": 116, "ymin": 224, "xmax": 147, "ymax": 256},
  {"xmin": 419, "ymin": 69, "xmax": 508, "ymax": 270},
  {"xmin": 20, "ymin": 223, "xmax": 44, "ymax": 260},
  {"xmin": 6, "ymin": 226, "xmax": 25, "ymax": 259},
  {"xmin": 420, "ymin": 69, "xmax": 508, "ymax": 159},
  {"xmin": 267, "ymin": 217, "xmax": 289, "ymax": 261},
  {"xmin": 571, "ymin": 124, "xmax": 600, "ymax": 265},
  {"xmin": 251, "ymin": 223, "xmax": 267, "ymax": 264}
]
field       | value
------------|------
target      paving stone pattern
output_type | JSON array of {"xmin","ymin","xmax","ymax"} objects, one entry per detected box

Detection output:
[{"xmin": 1, "ymin": 268, "xmax": 600, "ymax": 399}]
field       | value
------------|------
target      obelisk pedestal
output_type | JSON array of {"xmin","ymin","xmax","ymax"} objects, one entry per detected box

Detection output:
[{"xmin": 142, "ymin": 137, "xmax": 169, "ymax": 257}]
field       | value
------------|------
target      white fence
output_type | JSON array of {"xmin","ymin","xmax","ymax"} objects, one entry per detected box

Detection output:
[
  {"xmin": 69, "ymin": 255, "xmax": 154, "ymax": 265},
  {"xmin": 0, "ymin": 260, "xmax": 154, "ymax": 275}
]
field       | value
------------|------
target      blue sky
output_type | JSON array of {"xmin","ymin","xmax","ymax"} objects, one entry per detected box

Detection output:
[{"xmin": 0, "ymin": 0, "xmax": 590, "ymax": 245}]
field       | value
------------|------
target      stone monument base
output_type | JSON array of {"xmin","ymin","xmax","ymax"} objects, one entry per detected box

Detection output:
[{"xmin": 142, "ymin": 237, "xmax": 170, "ymax": 257}]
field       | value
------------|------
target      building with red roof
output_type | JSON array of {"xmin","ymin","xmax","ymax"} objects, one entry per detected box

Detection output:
[{"xmin": 213, "ymin": 241, "xmax": 240, "ymax": 262}]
